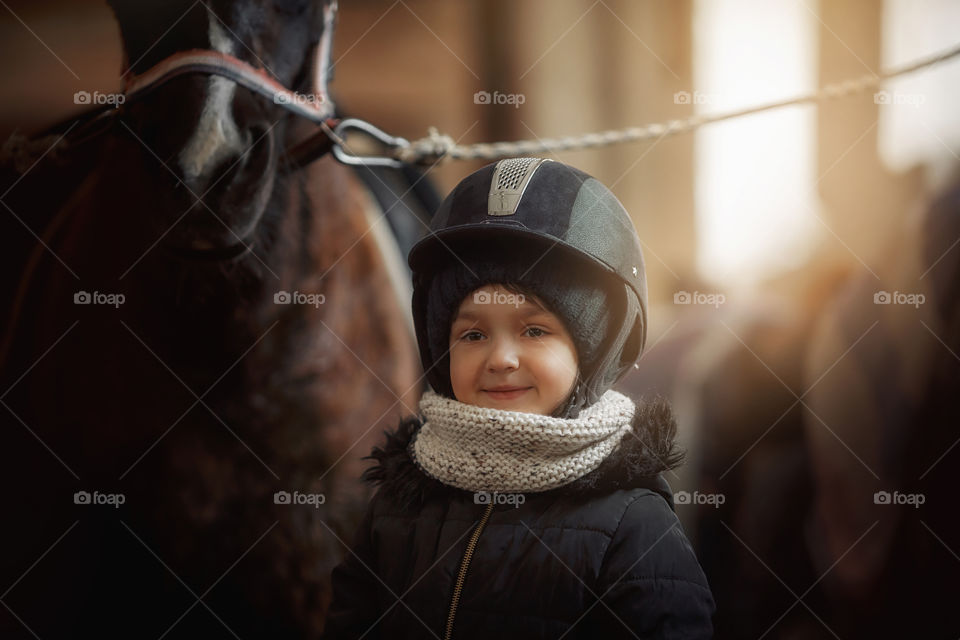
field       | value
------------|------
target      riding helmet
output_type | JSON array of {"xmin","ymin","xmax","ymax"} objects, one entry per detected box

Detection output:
[{"xmin": 408, "ymin": 157, "xmax": 648, "ymax": 417}]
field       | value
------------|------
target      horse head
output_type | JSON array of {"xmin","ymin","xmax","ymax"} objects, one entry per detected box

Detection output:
[{"xmin": 107, "ymin": 0, "xmax": 334, "ymax": 254}]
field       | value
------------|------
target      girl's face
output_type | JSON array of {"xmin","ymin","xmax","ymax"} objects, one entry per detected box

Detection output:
[{"xmin": 448, "ymin": 284, "xmax": 579, "ymax": 416}]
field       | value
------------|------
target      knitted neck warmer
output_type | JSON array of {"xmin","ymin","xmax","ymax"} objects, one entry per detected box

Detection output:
[{"xmin": 409, "ymin": 389, "xmax": 637, "ymax": 493}]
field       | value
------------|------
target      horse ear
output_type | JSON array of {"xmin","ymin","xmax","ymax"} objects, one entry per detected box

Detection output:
[
  {"xmin": 106, "ymin": 0, "xmax": 156, "ymax": 72},
  {"xmin": 106, "ymin": 0, "xmax": 133, "ymax": 70},
  {"xmin": 105, "ymin": 0, "xmax": 137, "ymax": 21},
  {"xmin": 107, "ymin": 0, "xmax": 203, "ymax": 75}
]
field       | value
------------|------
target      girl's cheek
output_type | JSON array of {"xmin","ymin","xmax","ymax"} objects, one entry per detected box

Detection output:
[{"xmin": 544, "ymin": 341, "xmax": 578, "ymax": 375}]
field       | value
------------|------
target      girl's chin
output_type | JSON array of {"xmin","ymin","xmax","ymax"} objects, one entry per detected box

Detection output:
[
  {"xmin": 453, "ymin": 389, "xmax": 557, "ymax": 414},
  {"xmin": 476, "ymin": 396, "xmax": 545, "ymax": 414}
]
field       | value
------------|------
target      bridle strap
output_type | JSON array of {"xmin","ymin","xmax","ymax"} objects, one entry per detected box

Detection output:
[
  {"xmin": 123, "ymin": 50, "xmax": 333, "ymax": 121},
  {"xmin": 122, "ymin": 31, "xmax": 337, "ymax": 125},
  {"xmin": 9, "ymin": 1, "xmax": 345, "ymax": 174},
  {"xmin": 118, "ymin": 0, "xmax": 339, "ymax": 163}
]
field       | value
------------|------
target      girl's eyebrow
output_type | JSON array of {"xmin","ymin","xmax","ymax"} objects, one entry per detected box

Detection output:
[
  {"xmin": 451, "ymin": 310, "xmax": 480, "ymax": 322},
  {"xmin": 453, "ymin": 306, "xmax": 554, "ymax": 323},
  {"xmin": 522, "ymin": 305, "xmax": 551, "ymax": 316}
]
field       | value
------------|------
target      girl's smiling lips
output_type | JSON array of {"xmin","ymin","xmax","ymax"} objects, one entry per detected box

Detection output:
[{"xmin": 482, "ymin": 386, "xmax": 532, "ymax": 400}]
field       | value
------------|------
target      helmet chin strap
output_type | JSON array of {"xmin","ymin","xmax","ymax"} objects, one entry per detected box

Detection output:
[{"xmin": 555, "ymin": 375, "xmax": 586, "ymax": 419}]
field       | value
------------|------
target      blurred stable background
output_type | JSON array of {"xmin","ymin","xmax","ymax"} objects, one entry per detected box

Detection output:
[{"xmin": 2, "ymin": 0, "xmax": 959, "ymax": 638}]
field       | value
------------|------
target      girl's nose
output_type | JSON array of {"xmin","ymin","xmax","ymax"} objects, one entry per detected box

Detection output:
[{"xmin": 486, "ymin": 337, "xmax": 519, "ymax": 371}]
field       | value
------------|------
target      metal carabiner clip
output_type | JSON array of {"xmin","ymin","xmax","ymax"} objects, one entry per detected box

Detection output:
[{"xmin": 330, "ymin": 118, "xmax": 409, "ymax": 169}]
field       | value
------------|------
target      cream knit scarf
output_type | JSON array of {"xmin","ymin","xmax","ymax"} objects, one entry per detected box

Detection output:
[{"xmin": 409, "ymin": 389, "xmax": 637, "ymax": 493}]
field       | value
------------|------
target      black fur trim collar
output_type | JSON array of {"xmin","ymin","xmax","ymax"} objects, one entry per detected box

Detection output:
[{"xmin": 361, "ymin": 395, "xmax": 684, "ymax": 511}]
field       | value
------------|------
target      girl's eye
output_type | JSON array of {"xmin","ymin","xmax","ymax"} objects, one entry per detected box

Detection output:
[
  {"xmin": 461, "ymin": 330, "xmax": 484, "ymax": 342},
  {"xmin": 525, "ymin": 327, "xmax": 548, "ymax": 338}
]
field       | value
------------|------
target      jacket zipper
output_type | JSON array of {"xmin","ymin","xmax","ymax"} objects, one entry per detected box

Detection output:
[{"xmin": 444, "ymin": 502, "xmax": 495, "ymax": 640}]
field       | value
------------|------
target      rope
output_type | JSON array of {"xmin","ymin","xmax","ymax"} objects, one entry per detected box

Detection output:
[
  {"xmin": 396, "ymin": 41, "xmax": 960, "ymax": 166},
  {"xmin": 4, "ymin": 42, "xmax": 959, "ymax": 173}
]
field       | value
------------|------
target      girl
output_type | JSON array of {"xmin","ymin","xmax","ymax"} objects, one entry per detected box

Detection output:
[{"xmin": 322, "ymin": 157, "xmax": 715, "ymax": 638}]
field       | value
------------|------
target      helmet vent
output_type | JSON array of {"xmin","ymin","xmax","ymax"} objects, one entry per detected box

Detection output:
[
  {"xmin": 488, "ymin": 157, "xmax": 551, "ymax": 216},
  {"xmin": 496, "ymin": 157, "xmax": 537, "ymax": 189}
]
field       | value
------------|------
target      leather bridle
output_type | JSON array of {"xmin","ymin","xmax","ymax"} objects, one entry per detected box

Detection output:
[{"xmin": 69, "ymin": 0, "xmax": 342, "ymax": 171}]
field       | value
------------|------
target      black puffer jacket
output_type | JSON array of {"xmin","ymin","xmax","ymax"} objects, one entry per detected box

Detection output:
[{"xmin": 323, "ymin": 397, "xmax": 715, "ymax": 639}]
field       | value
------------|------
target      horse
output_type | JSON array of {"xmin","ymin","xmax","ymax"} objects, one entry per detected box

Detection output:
[
  {"xmin": 617, "ymin": 266, "xmax": 848, "ymax": 639},
  {"xmin": 800, "ymin": 180, "xmax": 960, "ymax": 638},
  {"xmin": 0, "ymin": 1, "xmax": 427, "ymax": 636},
  {"xmin": 621, "ymin": 178, "xmax": 960, "ymax": 639}
]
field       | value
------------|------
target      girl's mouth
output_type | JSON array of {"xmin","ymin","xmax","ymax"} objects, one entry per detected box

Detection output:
[{"xmin": 483, "ymin": 387, "xmax": 532, "ymax": 400}]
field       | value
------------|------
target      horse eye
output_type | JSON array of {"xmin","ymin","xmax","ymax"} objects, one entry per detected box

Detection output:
[{"xmin": 274, "ymin": 0, "xmax": 312, "ymax": 16}]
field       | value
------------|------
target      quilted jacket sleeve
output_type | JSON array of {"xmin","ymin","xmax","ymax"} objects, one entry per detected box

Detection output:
[
  {"xmin": 320, "ymin": 495, "xmax": 383, "ymax": 639},
  {"xmin": 581, "ymin": 491, "xmax": 715, "ymax": 638}
]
